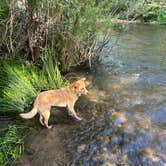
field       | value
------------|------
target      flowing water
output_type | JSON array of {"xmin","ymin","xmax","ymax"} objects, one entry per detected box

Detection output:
[
  {"xmin": 69, "ymin": 24, "xmax": 166, "ymax": 166},
  {"xmin": 16, "ymin": 24, "xmax": 166, "ymax": 166}
]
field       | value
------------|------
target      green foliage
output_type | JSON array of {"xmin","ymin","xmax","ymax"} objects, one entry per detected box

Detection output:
[
  {"xmin": 143, "ymin": 4, "xmax": 166, "ymax": 23},
  {"xmin": 0, "ymin": 125, "xmax": 24, "ymax": 165},
  {"xmin": 0, "ymin": 0, "xmax": 112, "ymax": 72},
  {"xmin": 40, "ymin": 48, "xmax": 68, "ymax": 89},
  {"xmin": 45, "ymin": 0, "xmax": 112, "ymax": 72},
  {"xmin": 157, "ymin": 8, "xmax": 166, "ymax": 23},
  {"xmin": 0, "ymin": 60, "xmax": 37, "ymax": 113},
  {"xmin": 108, "ymin": 0, "xmax": 146, "ymax": 20},
  {"xmin": 109, "ymin": 0, "xmax": 166, "ymax": 23},
  {"xmin": 0, "ymin": 0, "xmax": 9, "ymax": 18},
  {"xmin": 0, "ymin": 49, "xmax": 67, "ymax": 114}
]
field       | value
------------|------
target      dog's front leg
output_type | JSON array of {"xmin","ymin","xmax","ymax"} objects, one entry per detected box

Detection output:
[{"xmin": 67, "ymin": 103, "xmax": 82, "ymax": 121}]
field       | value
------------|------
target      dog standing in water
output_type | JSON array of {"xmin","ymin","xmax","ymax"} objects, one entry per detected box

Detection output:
[{"xmin": 20, "ymin": 78, "xmax": 88, "ymax": 129}]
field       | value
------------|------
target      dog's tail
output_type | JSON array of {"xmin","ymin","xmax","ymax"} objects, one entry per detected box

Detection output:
[{"xmin": 19, "ymin": 107, "xmax": 38, "ymax": 119}]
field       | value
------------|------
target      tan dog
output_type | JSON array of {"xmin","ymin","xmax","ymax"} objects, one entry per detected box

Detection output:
[{"xmin": 20, "ymin": 78, "xmax": 88, "ymax": 129}]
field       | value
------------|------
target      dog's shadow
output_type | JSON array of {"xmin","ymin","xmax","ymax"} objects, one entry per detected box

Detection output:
[{"xmin": 48, "ymin": 107, "xmax": 75, "ymax": 125}]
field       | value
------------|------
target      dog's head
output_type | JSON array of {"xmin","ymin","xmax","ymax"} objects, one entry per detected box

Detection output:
[{"xmin": 72, "ymin": 77, "xmax": 88, "ymax": 96}]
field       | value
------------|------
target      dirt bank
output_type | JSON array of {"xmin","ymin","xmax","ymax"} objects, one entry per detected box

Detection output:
[{"xmin": 15, "ymin": 119, "xmax": 79, "ymax": 166}]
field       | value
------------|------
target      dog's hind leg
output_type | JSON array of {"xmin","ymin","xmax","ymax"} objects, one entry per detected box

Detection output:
[
  {"xmin": 41, "ymin": 110, "xmax": 52, "ymax": 129},
  {"xmin": 39, "ymin": 114, "xmax": 45, "ymax": 126}
]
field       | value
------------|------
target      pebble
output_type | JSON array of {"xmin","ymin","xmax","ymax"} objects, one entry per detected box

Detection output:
[{"xmin": 77, "ymin": 144, "xmax": 86, "ymax": 153}]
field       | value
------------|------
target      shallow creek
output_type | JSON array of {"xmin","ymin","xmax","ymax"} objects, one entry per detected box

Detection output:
[{"xmin": 16, "ymin": 24, "xmax": 166, "ymax": 166}]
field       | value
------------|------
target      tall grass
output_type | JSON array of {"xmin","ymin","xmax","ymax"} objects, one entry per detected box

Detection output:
[
  {"xmin": 0, "ymin": 125, "xmax": 30, "ymax": 166},
  {"xmin": 40, "ymin": 48, "xmax": 65, "ymax": 89},
  {"xmin": 0, "ymin": 48, "xmax": 67, "ymax": 114}
]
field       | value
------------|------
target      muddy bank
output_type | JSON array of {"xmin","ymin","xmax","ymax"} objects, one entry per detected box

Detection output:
[{"xmin": 15, "ymin": 121, "xmax": 78, "ymax": 165}]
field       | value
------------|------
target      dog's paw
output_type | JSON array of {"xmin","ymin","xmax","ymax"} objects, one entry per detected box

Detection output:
[
  {"xmin": 76, "ymin": 116, "xmax": 82, "ymax": 121},
  {"xmin": 68, "ymin": 112, "xmax": 73, "ymax": 116},
  {"xmin": 47, "ymin": 125, "xmax": 53, "ymax": 129}
]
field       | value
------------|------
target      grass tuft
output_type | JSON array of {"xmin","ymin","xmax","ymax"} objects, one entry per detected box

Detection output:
[
  {"xmin": 0, "ymin": 125, "xmax": 25, "ymax": 165},
  {"xmin": 0, "ymin": 48, "xmax": 68, "ymax": 114}
]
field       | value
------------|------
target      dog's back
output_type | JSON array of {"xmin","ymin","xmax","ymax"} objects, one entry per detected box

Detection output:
[{"xmin": 34, "ymin": 88, "xmax": 74, "ymax": 111}]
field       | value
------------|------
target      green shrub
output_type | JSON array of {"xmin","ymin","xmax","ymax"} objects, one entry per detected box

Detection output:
[
  {"xmin": 109, "ymin": 0, "xmax": 146, "ymax": 20},
  {"xmin": 157, "ymin": 8, "xmax": 166, "ymax": 23},
  {"xmin": 0, "ymin": 125, "xmax": 24, "ymax": 165},
  {"xmin": 0, "ymin": 0, "xmax": 9, "ymax": 18},
  {"xmin": 109, "ymin": 0, "xmax": 166, "ymax": 23},
  {"xmin": 0, "ymin": 0, "xmax": 112, "ymax": 72}
]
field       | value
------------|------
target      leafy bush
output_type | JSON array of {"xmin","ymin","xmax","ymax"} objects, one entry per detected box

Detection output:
[
  {"xmin": 0, "ymin": 0, "xmax": 9, "ymax": 18},
  {"xmin": 157, "ymin": 8, "xmax": 166, "ymax": 23},
  {"xmin": 108, "ymin": 0, "xmax": 146, "ymax": 19},
  {"xmin": 0, "ymin": 49, "xmax": 67, "ymax": 114},
  {"xmin": 109, "ymin": 0, "xmax": 166, "ymax": 23},
  {"xmin": 0, "ymin": 0, "xmax": 112, "ymax": 72},
  {"xmin": 0, "ymin": 125, "xmax": 24, "ymax": 165}
]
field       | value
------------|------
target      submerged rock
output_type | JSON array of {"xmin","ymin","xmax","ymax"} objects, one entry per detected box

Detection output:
[
  {"xmin": 139, "ymin": 147, "xmax": 155, "ymax": 156},
  {"xmin": 111, "ymin": 111, "xmax": 127, "ymax": 127},
  {"xmin": 151, "ymin": 107, "xmax": 166, "ymax": 124},
  {"xmin": 87, "ymin": 89, "xmax": 109, "ymax": 103},
  {"xmin": 77, "ymin": 144, "xmax": 86, "ymax": 153}
]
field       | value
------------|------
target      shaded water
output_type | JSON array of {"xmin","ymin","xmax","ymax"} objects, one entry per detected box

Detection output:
[{"xmin": 69, "ymin": 24, "xmax": 166, "ymax": 165}]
